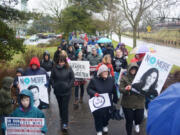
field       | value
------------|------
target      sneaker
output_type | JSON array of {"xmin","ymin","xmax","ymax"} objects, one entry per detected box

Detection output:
[
  {"xmin": 97, "ymin": 132, "xmax": 103, "ymax": 135},
  {"xmin": 62, "ymin": 124, "xmax": 68, "ymax": 130},
  {"xmin": 135, "ymin": 125, "xmax": 140, "ymax": 133},
  {"xmin": 103, "ymin": 127, "xmax": 108, "ymax": 133}
]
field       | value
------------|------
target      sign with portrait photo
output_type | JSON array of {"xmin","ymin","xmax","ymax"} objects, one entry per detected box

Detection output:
[
  {"xmin": 89, "ymin": 93, "xmax": 111, "ymax": 113},
  {"xmin": 69, "ymin": 61, "xmax": 90, "ymax": 79},
  {"xmin": 5, "ymin": 117, "xmax": 44, "ymax": 135},
  {"xmin": 18, "ymin": 75, "xmax": 49, "ymax": 109},
  {"xmin": 132, "ymin": 53, "xmax": 173, "ymax": 99}
]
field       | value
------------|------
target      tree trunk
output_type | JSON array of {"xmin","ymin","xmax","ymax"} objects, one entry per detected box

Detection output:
[
  {"xmin": 118, "ymin": 34, "xmax": 121, "ymax": 43},
  {"xmin": 133, "ymin": 26, "xmax": 137, "ymax": 48}
]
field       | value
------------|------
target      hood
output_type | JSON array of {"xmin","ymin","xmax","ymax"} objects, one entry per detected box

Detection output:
[
  {"xmin": 29, "ymin": 57, "xmax": 40, "ymax": 68},
  {"xmin": 43, "ymin": 50, "xmax": 50, "ymax": 60},
  {"xmin": 128, "ymin": 62, "xmax": 139, "ymax": 74},
  {"xmin": 16, "ymin": 68, "xmax": 24, "ymax": 75},
  {"xmin": 18, "ymin": 89, "xmax": 34, "ymax": 108},
  {"xmin": 1, "ymin": 76, "xmax": 13, "ymax": 91}
]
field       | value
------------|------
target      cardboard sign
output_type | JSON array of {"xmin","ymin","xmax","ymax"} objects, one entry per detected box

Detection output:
[
  {"xmin": 132, "ymin": 53, "xmax": 173, "ymax": 98},
  {"xmin": 18, "ymin": 75, "xmax": 49, "ymax": 108},
  {"xmin": 89, "ymin": 93, "xmax": 111, "ymax": 112},
  {"xmin": 69, "ymin": 61, "xmax": 90, "ymax": 79},
  {"xmin": 5, "ymin": 117, "xmax": 44, "ymax": 135}
]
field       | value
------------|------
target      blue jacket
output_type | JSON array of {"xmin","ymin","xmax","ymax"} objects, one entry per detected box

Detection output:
[{"xmin": 2, "ymin": 90, "xmax": 48, "ymax": 133}]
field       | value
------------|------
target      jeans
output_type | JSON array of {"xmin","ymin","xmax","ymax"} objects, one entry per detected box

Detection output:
[{"xmin": 75, "ymin": 84, "xmax": 84, "ymax": 100}]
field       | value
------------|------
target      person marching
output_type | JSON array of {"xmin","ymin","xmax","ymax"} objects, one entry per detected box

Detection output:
[
  {"xmin": 96, "ymin": 54, "xmax": 114, "ymax": 77},
  {"xmin": 24, "ymin": 57, "xmax": 49, "ymax": 109},
  {"xmin": 50, "ymin": 53, "xmax": 75, "ymax": 131},
  {"xmin": 87, "ymin": 64, "xmax": 118, "ymax": 135},
  {"xmin": 2, "ymin": 89, "xmax": 47, "ymax": 135},
  {"xmin": 119, "ymin": 63, "xmax": 145, "ymax": 135},
  {"xmin": 40, "ymin": 51, "xmax": 54, "ymax": 99},
  {"xmin": 74, "ymin": 50, "xmax": 87, "ymax": 107}
]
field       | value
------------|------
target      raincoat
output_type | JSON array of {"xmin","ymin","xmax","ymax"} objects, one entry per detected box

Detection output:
[{"xmin": 2, "ymin": 89, "xmax": 47, "ymax": 133}]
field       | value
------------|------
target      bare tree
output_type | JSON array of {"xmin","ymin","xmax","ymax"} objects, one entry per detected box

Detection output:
[
  {"xmin": 112, "ymin": 9, "xmax": 127, "ymax": 42},
  {"xmin": 41, "ymin": 0, "xmax": 68, "ymax": 23},
  {"xmin": 120, "ymin": 0, "xmax": 179, "ymax": 47}
]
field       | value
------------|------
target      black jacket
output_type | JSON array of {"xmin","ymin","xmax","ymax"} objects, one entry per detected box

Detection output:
[
  {"xmin": 50, "ymin": 65, "xmax": 75, "ymax": 96},
  {"xmin": 104, "ymin": 48, "xmax": 114, "ymax": 59},
  {"xmin": 40, "ymin": 51, "xmax": 54, "ymax": 72},
  {"xmin": 53, "ymin": 50, "xmax": 60, "ymax": 63},
  {"xmin": 112, "ymin": 57, "xmax": 128, "ymax": 72},
  {"xmin": 67, "ymin": 50, "xmax": 76, "ymax": 60},
  {"xmin": 87, "ymin": 76, "xmax": 118, "ymax": 104}
]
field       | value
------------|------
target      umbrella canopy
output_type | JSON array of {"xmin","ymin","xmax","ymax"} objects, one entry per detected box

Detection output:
[
  {"xmin": 147, "ymin": 83, "xmax": 180, "ymax": 135},
  {"xmin": 69, "ymin": 38, "xmax": 84, "ymax": 44},
  {"xmin": 130, "ymin": 45, "xmax": 156, "ymax": 54},
  {"xmin": 97, "ymin": 38, "xmax": 112, "ymax": 44}
]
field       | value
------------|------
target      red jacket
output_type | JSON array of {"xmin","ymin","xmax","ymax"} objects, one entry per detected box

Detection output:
[
  {"xmin": 96, "ymin": 63, "xmax": 115, "ymax": 77},
  {"xmin": 29, "ymin": 57, "xmax": 40, "ymax": 68}
]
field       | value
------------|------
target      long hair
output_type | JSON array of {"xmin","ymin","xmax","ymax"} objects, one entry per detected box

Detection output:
[
  {"xmin": 138, "ymin": 68, "xmax": 159, "ymax": 90},
  {"xmin": 56, "ymin": 53, "xmax": 69, "ymax": 68},
  {"xmin": 102, "ymin": 54, "xmax": 111, "ymax": 64}
]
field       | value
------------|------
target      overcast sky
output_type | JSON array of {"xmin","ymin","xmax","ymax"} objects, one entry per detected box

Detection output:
[{"xmin": 13, "ymin": 0, "xmax": 180, "ymax": 17}]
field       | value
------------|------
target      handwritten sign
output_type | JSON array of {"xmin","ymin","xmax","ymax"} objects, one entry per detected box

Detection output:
[{"xmin": 69, "ymin": 61, "xmax": 90, "ymax": 79}]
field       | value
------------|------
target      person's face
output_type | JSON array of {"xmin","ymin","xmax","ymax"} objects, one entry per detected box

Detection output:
[
  {"xmin": 116, "ymin": 50, "xmax": 123, "ymax": 58},
  {"xmin": 45, "ymin": 55, "xmax": 49, "ymax": 61},
  {"xmin": 100, "ymin": 71, "xmax": 108, "ymax": 79},
  {"xmin": 59, "ymin": 61, "xmax": 65, "ymax": 67},
  {"xmin": 92, "ymin": 49, "xmax": 97, "ymax": 56},
  {"xmin": 21, "ymin": 97, "xmax": 30, "ymax": 109},
  {"xmin": 130, "ymin": 69, "xmax": 137, "ymax": 75},
  {"xmin": 78, "ymin": 51, "xmax": 83, "ymax": 58},
  {"xmin": 107, "ymin": 57, "xmax": 111, "ymax": 64},
  {"xmin": 31, "ymin": 88, "xmax": 39, "ymax": 101},
  {"xmin": 32, "ymin": 64, "xmax": 38, "ymax": 70},
  {"xmin": 146, "ymin": 72, "xmax": 158, "ymax": 86},
  {"xmin": 69, "ymin": 46, "xmax": 73, "ymax": 51},
  {"xmin": 58, "ymin": 48, "xmax": 61, "ymax": 51},
  {"xmin": 16, "ymin": 72, "xmax": 22, "ymax": 76}
]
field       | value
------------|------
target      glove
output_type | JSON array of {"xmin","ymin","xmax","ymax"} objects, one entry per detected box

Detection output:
[
  {"xmin": 125, "ymin": 85, "xmax": 131, "ymax": 91},
  {"xmin": 94, "ymin": 93, "xmax": 99, "ymax": 97}
]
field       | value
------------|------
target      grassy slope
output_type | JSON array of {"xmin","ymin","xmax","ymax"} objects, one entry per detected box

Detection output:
[{"xmin": 112, "ymin": 40, "xmax": 180, "ymax": 73}]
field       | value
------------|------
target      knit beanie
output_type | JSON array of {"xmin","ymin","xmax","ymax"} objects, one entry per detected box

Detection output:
[{"xmin": 97, "ymin": 64, "xmax": 108, "ymax": 76}]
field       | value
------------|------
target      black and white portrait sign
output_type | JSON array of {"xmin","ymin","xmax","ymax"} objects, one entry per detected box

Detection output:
[
  {"xmin": 132, "ymin": 53, "xmax": 172, "ymax": 99},
  {"xmin": 18, "ymin": 75, "xmax": 49, "ymax": 109}
]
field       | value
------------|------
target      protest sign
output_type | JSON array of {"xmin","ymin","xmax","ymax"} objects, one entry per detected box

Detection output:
[
  {"xmin": 89, "ymin": 93, "xmax": 111, "ymax": 113},
  {"xmin": 18, "ymin": 75, "xmax": 49, "ymax": 108},
  {"xmin": 132, "ymin": 53, "xmax": 173, "ymax": 98},
  {"xmin": 5, "ymin": 117, "xmax": 44, "ymax": 135},
  {"xmin": 69, "ymin": 61, "xmax": 90, "ymax": 79}
]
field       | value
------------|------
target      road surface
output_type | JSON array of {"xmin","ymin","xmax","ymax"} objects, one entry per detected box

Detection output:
[
  {"xmin": 112, "ymin": 34, "xmax": 180, "ymax": 67},
  {"xmin": 43, "ymin": 85, "xmax": 147, "ymax": 135}
]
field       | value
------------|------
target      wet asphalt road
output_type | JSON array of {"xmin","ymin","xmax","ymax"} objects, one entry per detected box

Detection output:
[{"xmin": 43, "ymin": 84, "xmax": 147, "ymax": 135}]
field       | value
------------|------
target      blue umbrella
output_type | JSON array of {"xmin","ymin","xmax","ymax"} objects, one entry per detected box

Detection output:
[
  {"xmin": 97, "ymin": 38, "xmax": 112, "ymax": 44},
  {"xmin": 147, "ymin": 83, "xmax": 180, "ymax": 135}
]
